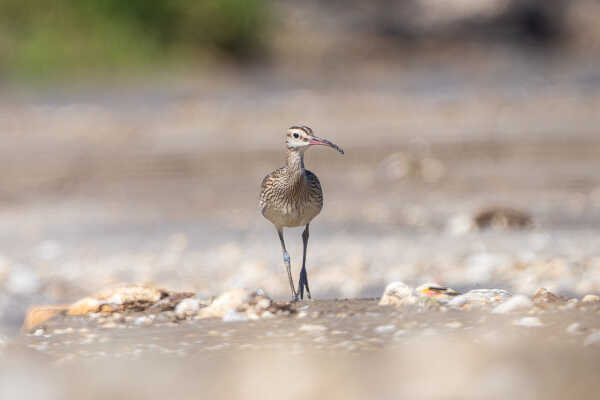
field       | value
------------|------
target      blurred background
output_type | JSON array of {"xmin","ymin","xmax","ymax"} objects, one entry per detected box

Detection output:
[{"xmin": 2, "ymin": 0, "xmax": 600, "ymax": 335}]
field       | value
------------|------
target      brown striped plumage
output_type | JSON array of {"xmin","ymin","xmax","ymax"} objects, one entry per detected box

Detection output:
[{"xmin": 259, "ymin": 125, "xmax": 344, "ymax": 301}]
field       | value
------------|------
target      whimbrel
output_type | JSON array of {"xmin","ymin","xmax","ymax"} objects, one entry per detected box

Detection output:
[{"xmin": 260, "ymin": 125, "xmax": 344, "ymax": 301}]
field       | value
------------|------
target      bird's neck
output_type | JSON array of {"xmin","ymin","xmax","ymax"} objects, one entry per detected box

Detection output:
[{"xmin": 286, "ymin": 149, "xmax": 305, "ymax": 179}]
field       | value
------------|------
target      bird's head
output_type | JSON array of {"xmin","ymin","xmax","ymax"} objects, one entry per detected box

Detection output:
[{"xmin": 286, "ymin": 125, "xmax": 344, "ymax": 154}]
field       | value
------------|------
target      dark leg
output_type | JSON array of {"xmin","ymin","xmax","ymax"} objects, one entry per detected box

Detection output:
[
  {"xmin": 298, "ymin": 224, "xmax": 312, "ymax": 300},
  {"xmin": 277, "ymin": 228, "xmax": 297, "ymax": 300}
]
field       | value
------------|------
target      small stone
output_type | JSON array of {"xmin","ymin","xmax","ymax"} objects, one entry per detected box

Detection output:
[
  {"xmin": 492, "ymin": 295, "xmax": 533, "ymax": 314},
  {"xmin": 378, "ymin": 282, "xmax": 413, "ymax": 306},
  {"xmin": 197, "ymin": 288, "xmax": 249, "ymax": 319},
  {"xmin": 175, "ymin": 298, "xmax": 201, "ymax": 319},
  {"xmin": 445, "ymin": 321, "xmax": 462, "ymax": 329},
  {"xmin": 375, "ymin": 324, "xmax": 396, "ymax": 334},
  {"xmin": 134, "ymin": 316, "xmax": 153, "ymax": 326},
  {"xmin": 566, "ymin": 323, "xmax": 585, "ymax": 335},
  {"xmin": 582, "ymin": 294, "xmax": 600, "ymax": 304},
  {"xmin": 296, "ymin": 311, "xmax": 308, "ymax": 319},
  {"xmin": 583, "ymin": 332, "xmax": 600, "ymax": 346},
  {"xmin": 223, "ymin": 310, "xmax": 248, "ymax": 322},
  {"xmin": 447, "ymin": 213, "xmax": 475, "ymax": 235},
  {"xmin": 299, "ymin": 324, "xmax": 327, "ymax": 333},
  {"xmin": 23, "ymin": 305, "xmax": 67, "ymax": 330},
  {"xmin": 474, "ymin": 207, "xmax": 532, "ymax": 230},
  {"xmin": 533, "ymin": 288, "xmax": 565, "ymax": 306},
  {"xmin": 101, "ymin": 322, "xmax": 117, "ymax": 329},
  {"xmin": 112, "ymin": 313, "xmax": 124, "ymax": 322},
  {"xmin": 96, "ymin": 285, "xmax": 164, "ymax": 305},
  {"xmin": 514, "ymin": 317, "xmax": 543, "ymax": 327},
  {"xmin": 33, "ymin": 329, "xmax": 45, "ymax": 336},
  {"xmin": 68, "ymin": 297, "xmax": 101, "ymax": 315}
]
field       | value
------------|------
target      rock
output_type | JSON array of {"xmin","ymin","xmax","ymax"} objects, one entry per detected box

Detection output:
[
  {"xmin": 566, "ymin": 323, "xmax": 585, "ymax": 335},
  {"xmin": 492, "ymin": 295, "xmax": 533, "ymax": 314},
  {"xmin": 96, "ymin": 285, "xmax": 166, "ymax": 309},
  {"xmin": 419, "ymin": 156, "xmax": 445, "ymax": 183},
  {"xmin": 68, "ymin": 297, "xmax": 101, "ymax": 315},
  {"xmin": 222, "ymin": 310, "xmax": 248, "ymax": 322},
  {"xmin": 22, "ymin": 305, "xmax": 68, "ymax": 330},
  {"xmin": 445, "ymin": 321, "xmax": 463, "ymax": 329},
  {"xmin": 448, "ymin": 289, "xmax": 512, "ymax": 308},
  {"xmin": 582, "ymin": 294, "xmax": 600, "ymax": 304},
  {"xmin": 299, "ymin": 324, "xmax": 328, "ymax": 333},
  {"xmin": 474, "ymin": 207, "xmax": 532, "ymax": 230},
  {"xmin": 197, "ymin": 288, "xmax": 250, "ymax": 319},
  {"xmin": 148, "ymin": 292, "xmax": 197, "ymax": 312},
  {"xmin": 196, "ymin": 288, "xmax": 290, "ymax": 321},
  {"xmin": 583, "ymin": 332, "xmax": 600, "ymax": 346},
  {"xmin": 375, "ymin": 324, "xmax": 396, "ymax": 334},
  {"xmin": 514, "ymin": 317, "xmax": 543, "ymax": 327},
  {"xmin": 533, "ymin": 288, "xmax": 566, "ymax": 307},
  {"xmin": 379, "ymin": 282, "xmax": 414, "ymax": 306},
  {"xmin": 447, "ymin": 213, "xmax": 475, "ymax": 235},
  {"xmin": 134, "ymin": 316, "xmax": 153, "ymax": 326},
  {"xmin": 174, "ymin": 298, "xmax": 201, "ymax": 319}
]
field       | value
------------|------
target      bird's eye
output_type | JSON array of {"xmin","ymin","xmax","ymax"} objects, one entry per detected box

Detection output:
[{"xmin": 293, "ymin": 133, "xmax": 299, "ymax": 138}]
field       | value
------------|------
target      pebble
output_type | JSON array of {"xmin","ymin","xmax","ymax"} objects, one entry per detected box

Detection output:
[
  {"xmin": 583, "ymin": 332, "xmax": 600, "ymax": 346},
  {"xmin": 514, "ymin": 317, "xmax": 543, "ymax": 327},
  {"xmin": 492, "ymin": 295, "xmax": 533, "ymax": 314},
  {"xmin": 378, "ymin": 282, "xmax": 414, "ymax": 306},
  {"xmin": 197, "ymin": 288, "xmax": 249, "ymax": 319},
  {"xmin": 299, "ymin": 324, "xmax": 328, "ymax": 333},
  {"xmin": 222, "ymin": 310, "xmax": 248, "ymax": 322},
  {"xmin": 582, "ymin": 294, "xmax": 600, "ymax": 304},
  {"xmin": 445, "ymin": 321, "xmax": 463, "ymax": 329},
  {"xmin": 97, "ymin": 285, "xmax": 163, "ymax": 305},
  {"xmin": 374, "ymin": 324, "xmax": 396, "ymax": 334},
  {"xmin": 134, "ymin": 316, "xmax": 153, "ymax": 326},
  {"xmin": 175, "ymin": 298, "xmax": 201, "ymax": 319},
  {"xmin": 68, "ymin": 297, "xmax": 101, "ymax": 315},
  {"xmin": 566, "ymin": 322, "xmax": 584, "ymax": 335},
  {"xmin": 533, "ymin": 288, "xmax": 564, "ymax": 306}
]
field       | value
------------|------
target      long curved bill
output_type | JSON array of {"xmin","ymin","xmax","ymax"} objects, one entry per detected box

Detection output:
[{"xmin": 309, "ymin": 136, "xmax": 344, "ymax": 154}]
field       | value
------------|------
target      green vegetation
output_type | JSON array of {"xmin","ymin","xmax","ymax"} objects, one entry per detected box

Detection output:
[{"xmin": 0, "ymin": 0, "xmax": 271, "ymax": 80}]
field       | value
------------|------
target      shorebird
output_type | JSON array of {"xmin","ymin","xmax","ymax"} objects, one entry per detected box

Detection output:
[{"xmin": 260, "ymin": 125, "xmax": 344, "ymax": 301}]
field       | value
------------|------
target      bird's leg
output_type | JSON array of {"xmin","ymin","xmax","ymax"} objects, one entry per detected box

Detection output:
[
  {"xmin": 277, "ymin": 228, "xmax": 297, "ymax": 300},
  {"xmin": 298, "ymin": 224, "xmax": 312, "ymax": 300}
]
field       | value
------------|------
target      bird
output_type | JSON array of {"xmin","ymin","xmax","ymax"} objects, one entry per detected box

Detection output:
[{"xmin": 260, "ymin": 125, "xmax": 344, "ymax": 301}]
